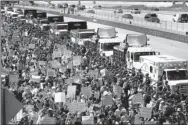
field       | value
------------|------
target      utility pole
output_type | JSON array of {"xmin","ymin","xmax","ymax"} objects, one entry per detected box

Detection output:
[
  {"xmin": 93, "ymin": 1, "xmax": 96, "ymax": 5},
  {"xmin": 78, "ymin": 1, "xmax": 81, "ymax": 6}
]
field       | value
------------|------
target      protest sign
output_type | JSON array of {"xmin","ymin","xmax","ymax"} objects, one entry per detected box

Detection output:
[
  {"xmin": 51, "ymin": 60, "xmax": 61, "ymax": 69},
  {"xmin": 67, "ymin": 61, "xmax": 73, "ymax": 69},
  {"xmin": 140, "ymin": 107, "xmax": 152, "ymax": 119},
  {"xmin": 81, "ymin": 86, "xmax": 92, "ymax": 97},
  {"xmin": 59, "ymin": 66, "xmax": 66, "ymax": 73},
  {"xmin": 88, "ymin": 70, "xmax": 99, "ymax": 78},
  {"xmin": 132, "ymin": 93, "xmax": 144, "ymax": 105},
  {"xmin": 73, "ymin": 56, "xmax": 82, "ymax": 66},
  {"xmin": 38, "ymin": 61, "xmax": 46, "ymax": 66},
  {"xmin": 53, "ymin": 51, "xmax": 61, "ymax": 58},
  {"xmin": 101, "ymin": 95, "xmax": 113, "ymax": 106},
  {"xmin": 28, "ymin": 44, "xmax": 35, "ymax": 49},
  {"xmin": 67, "ymin": 86, "xmax": 76, "ymax": 98},
  {"xmin": 47, "ymin": 69, "xmax": 56, "ymax": 77},
  {"xmin": 82, "ymin": 116, "xmax": 94, "ymax": 124},
  {"xmin": 9, "ymin": 74, "xmax": 19, "ymax": 83},
  {"xmin": 30, "ymin": 75, "xmax": 40, "ymax": 83},
  {"xmin": 72, "ymin": 75, "xmax": 81, "ymax": 84},
  {"xmin": 55, "ymin": 92, "xmax": 66, "ymax": 103},
  {"xmin": 68, "ymin": 102, "xmax": 86, "ymax": 113},
  {"xmin": 113, "ymin": 85, "xmax": 123, "ymax": 98},
  {"xmin": 94, "ymin": 91, "xmax": 100, "ymax": 99},
  {"xmin": 66, "ymin": 78, "xmax": 73, "ymax": 85}
]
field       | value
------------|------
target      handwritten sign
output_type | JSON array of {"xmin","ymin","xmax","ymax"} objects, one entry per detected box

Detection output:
[
  {"xmin": 55, "ymin": 92, "xmax": 66, "ymax": 103},
  {"xmin": 81, "ymin": 86, "xmax": 92, "ymax": 97},
  {"xmin": 82, "ymin": 116, "xmax": 94, "ymax": 124},
  {"xmin": 67, "ymin": 86, "xmax": 76, "ymax": 98},
  {"xmin": 73, "ymin": 56, "xmax": 82, "ymax": 66},
  {"xmin": 132, "ymin": 93, "xmax": 144, "ymax": 105},
  {"xmin": 101, "ymin": 95, "xmax": 113, "ymax": 106},
  {"xmin": 140, "ymin": 107, "xmax": 152, "ymax": 119},
  {"xmin": 68, "ymin": 102, "xmax": 86, "ymax": 113},
  {"xmin": 113, "ymin": 85, "xmax": 123, "ymax": 97},
  {"xmin": 47, "ymin": 69, "xmax": 56, "ymax": 77}
]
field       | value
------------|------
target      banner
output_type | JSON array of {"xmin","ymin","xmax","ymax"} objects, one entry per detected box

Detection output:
[
  {"xmin": 132, "ymin": 93, "xmax": 144, "ymax": 105},
  {"xmin": 68, "ymin": 102, "xmax": 86, "ymax": 113},
  {"xmin": 73, "ymin": 56, "xmax": 82, "ymax": 66},
  {"xmin": 113, "ymin": 85, "xmax": 122, "ymax": 98},
  {"xmin": 47, "ymin": 69, "xmax": 56, "ymax": 77},
  {"xmin": 81, "ymin": 86, "xmax": 92, "ymax": 97},
  {"xmin": 140, "ymin": 107, "xmax": 152, "ymax": 119},
  {"xmin": 55, "ymin": 92, "xmax": 66, "ymax": 103},
  {"xmin": 82, "ymin": 116, "xmax": 94, "ymax": 124},
  {"xmin": 101, "ymin": 95, "xmax": 113, "ymax": 106},
  {"xmin": 67, "ymin": 86, "xmax": 76, "ymax": 98}
]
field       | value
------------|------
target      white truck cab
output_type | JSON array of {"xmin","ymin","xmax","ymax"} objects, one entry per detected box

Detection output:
[
  {"xmin": 140, "ymin": 55, "xmax": 188, "ymax": 95},
  {"xmin": 98, "ymin": 38, "xmax": 122, "ymax": 57},
  {"xmin": 70, "ymin": 29, "xmax": 95, "ymax": 45},
  {"xmin": 126, "ymin": 47, "xmax": 156, "ymax": 70},
  {"xmin": 51, "ymin": 23, "xmax": 68, "ymax": 36}
]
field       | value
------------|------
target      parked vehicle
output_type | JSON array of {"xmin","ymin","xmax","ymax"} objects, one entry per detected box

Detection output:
[
  {"xmin": 15, "ymin": 9, "xmax": 23, "ymax": 15},
  {"xmin": 6, "ymin": 7, "xmax": 14, "ymax": 12},
  {"xmin": 144, "ymin": 13, "xmax": 160, "ymax": 23},
  {"xmin": 173, "ymin": 13, "xmax": 188, "ymax": 23},
  {"xmin": 131, "ymin": 8, "xmax": 141, "ymax": 14},
  {"xmin": 114, "ymin": 8, "xmax": 123, "ymax": 13},
  {"xmin": 87, "ymin": 10, "xmax": 95, "ymax": 14},
  {"xmin": 122, "ymin": 14, "xmax": 133, "ymax": 19},
  {"xmin": 93, "ymin": 5, "xmax": 102, "ymax": 9}
]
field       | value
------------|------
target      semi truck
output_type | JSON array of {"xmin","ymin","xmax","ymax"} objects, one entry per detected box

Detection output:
[
  {"xmin": 140, "ymin": 55, "xmax": 188, "ymax": 95},
  {"xmin": 50, "ymin": 22, "xmax": 69, "ymax": 38},
  {"xmin": 70, "ymin": 29, "xmax": 95, "ymax": 45}
]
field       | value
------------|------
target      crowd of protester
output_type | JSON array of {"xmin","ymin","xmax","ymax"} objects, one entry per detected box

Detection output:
[{"xmin": 1, "ymin": 10, "xmax": 188, "ymax": 125}]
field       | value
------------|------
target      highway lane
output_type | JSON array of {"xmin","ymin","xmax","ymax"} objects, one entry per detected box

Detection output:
[
  {"xmin": 47, "ymin": 13, "xmax": 188, "ymax": 60},
  {"xmin": 16, "ymin": 4, "xmax": 187, "ymax": 34}
]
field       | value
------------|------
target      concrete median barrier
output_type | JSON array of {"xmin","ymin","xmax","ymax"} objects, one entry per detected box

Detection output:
[{"xmin": 15, "ymin": 5, "xmax": 188, "ymax": 44}]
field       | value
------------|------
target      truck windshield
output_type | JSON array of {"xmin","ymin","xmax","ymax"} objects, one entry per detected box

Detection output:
[
  {"xmin": 57, "ymin": 25, "xmax": 68, "ymax": 30},
  {"xmin": 79, "ymin": 33, "xmax": 95, "ymax": 39},
  {"xmin": 101, "ymin": 43, "xmax": 120, "ymax": 51},
  {"xmin": 167, "ymin": 70, "xmax": 188, "ymax": 80},
  {"xmin": 134, "ymin": 52, "xmax": 155, "ymax": 62}
]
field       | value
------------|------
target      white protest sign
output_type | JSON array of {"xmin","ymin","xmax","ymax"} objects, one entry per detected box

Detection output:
[
  {"xmin": 28, "ymin": 44, "xmax": 35, "ymax": 49},
  {"xmin": 55, "ymin": 92, "xmax": 66, "ymax": 103},
  {"xmin": 73, "ymin": 56, "xmax": 82, "ymax": 66},
  {"xmin": 132, "ymin": 93, "xmax": 144, "ymax": 105},
  {"xmin": 82, "ymin": 116, "xmax": 94, "ymax": 124},
  {"xmin": 69, "ymin": 102, "xmax": 86, "ymax": 113},
  {"xmin": 140, "ymin": 107, "xmax": 152, "ymax": 119},
  {"xmin": 53, "ymin": 51, "xmax": 62, "ymax": 58},
  {"xmin": 47, "ymin": 69, "xmax": 56, "ymax": 77},
  {"xmin": 88, "ymin": 70, "xmax": 99, "ymax": 78},
  {"xmin": 81, "ymin": 86, "xmax": 92, "ymax": 97},
  {"xmin": 67, "ymin": 86, "xmax": 76, "ymax": 98},
  {"xmin": 113, "ymin": 85, "xmax": 123, "ymax": 98},
  {"xmin": 101, "ymin": 95, "xmax": 113, "ymax": 106}
]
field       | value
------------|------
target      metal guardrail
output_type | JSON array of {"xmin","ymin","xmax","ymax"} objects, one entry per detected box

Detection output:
[{"xmin": 14, "ymin": 4, "xmax": 188, "ymax": 43}]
